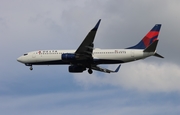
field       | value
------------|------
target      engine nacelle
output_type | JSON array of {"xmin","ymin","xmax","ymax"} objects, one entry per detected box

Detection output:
[
  {"xmin": 62, "ymin": 53, "xmax": 76, "ymax": 61},
  {"xmin": 69, "ymin": 65, "xmax": 86, "ymax": 73}
]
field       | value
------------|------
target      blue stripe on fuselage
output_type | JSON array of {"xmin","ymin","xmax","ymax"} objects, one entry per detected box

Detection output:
[{"xmin": 27, "ymin": 59, "xmax": 124, "ymax": 65}]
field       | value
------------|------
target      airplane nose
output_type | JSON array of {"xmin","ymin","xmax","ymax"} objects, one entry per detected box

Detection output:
[{"xmin": 17, "ymin": 56, "xmax": 23, "ymax": 62}]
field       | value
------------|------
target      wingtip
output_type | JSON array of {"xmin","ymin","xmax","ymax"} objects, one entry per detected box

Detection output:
[
  {"xmin": 155, "ymin": 24, "xmax": 161, "ymax": 26},
  {"xmin": 92, "ymin": 19, "xmax": 101, "ymax": 31}
]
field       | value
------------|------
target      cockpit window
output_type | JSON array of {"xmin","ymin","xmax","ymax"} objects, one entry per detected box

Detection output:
[{"xmin": 24, "ymin": 54, "xmax": 28, "ymax": 56}]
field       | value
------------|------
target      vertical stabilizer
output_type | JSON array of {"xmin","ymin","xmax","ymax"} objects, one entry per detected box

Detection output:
[{"xmin": 127, "ymin": 24, "xmax": 161, "ymax": 49}]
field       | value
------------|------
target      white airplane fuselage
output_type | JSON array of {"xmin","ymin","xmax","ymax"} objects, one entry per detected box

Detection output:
[{"xmin": 17, "ymin": 49, "xmax": 154, "ymax": 65}]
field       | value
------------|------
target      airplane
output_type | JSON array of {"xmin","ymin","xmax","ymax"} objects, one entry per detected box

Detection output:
[{"xmin": 17, "ymin": 19, "xmax": 163, "ymax": 74}]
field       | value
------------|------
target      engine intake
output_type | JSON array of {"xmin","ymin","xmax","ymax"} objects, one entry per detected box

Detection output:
[
  {"xmin": 69, "ymin": 65, "xmax": 86, "ymax": 73},
  {"xmin": 62, "ymin": 53, "xmax": 76, "ymax": 61}
]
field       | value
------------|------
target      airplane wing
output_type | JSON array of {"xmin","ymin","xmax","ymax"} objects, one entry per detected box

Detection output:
[
  {"xmin": 75, "ymin": 19, "xmax": 101, "ymax": 59},
  {"xmin": 91, "ymin": 65, "xmax": 121, "ymax": 73}
]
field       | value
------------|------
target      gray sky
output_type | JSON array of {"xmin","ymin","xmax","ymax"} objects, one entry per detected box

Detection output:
[{"xmin": 0, "ymin": 0, "xmax": 180, "ymax": 115}]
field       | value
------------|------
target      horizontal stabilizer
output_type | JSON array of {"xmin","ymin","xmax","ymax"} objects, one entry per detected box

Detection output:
[
  {"xmin": 143, "ymin": 40, "xmax": 158, "ymax": 52},
  {"xmin": 154, "ymin": 53, "xmax": 164, "ymax": 58}
]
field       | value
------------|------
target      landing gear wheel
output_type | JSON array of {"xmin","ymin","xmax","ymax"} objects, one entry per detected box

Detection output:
[
  {"xmin": 88, "ymin": 69, "xmax": 93, "ymax": 74},
  {"xmin": 30, "ymin": 66, "xmax": 33, "ymax": 70}
]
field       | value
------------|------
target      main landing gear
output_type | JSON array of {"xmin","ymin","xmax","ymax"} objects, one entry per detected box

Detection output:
[{"xmin": 88, "ymin": 69, "xmax": 93, "ymax": 74}]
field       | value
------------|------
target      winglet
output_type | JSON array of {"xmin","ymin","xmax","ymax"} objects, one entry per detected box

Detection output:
[
  {"xmin": 114, "ymin": 64, "xmax": 121, "ymax": 72},
  {"xmin": 92, "ymin": 19, "xmax": 101, "ymax": 31}
]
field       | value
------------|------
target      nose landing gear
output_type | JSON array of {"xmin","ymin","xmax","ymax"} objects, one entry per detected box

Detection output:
[
  {"xmin": 30, "ymin": 66, "xmax": 33, "ymax": 70},
  {"xmin": 25, "ymin": 64, "xmax": 33, "ymax": 71}
]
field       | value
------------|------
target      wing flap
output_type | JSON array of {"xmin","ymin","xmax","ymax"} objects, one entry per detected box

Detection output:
[{"xmin": 91, "ymin": 65, "xmax": 121, "ymax": 73}]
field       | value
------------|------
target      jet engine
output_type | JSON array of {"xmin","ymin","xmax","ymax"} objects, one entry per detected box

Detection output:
[
  {"xmin": 69, "ymin": 65, "xmax": 86, "ymax": 73},
  {"xmin": 61, "ymin": 53, "xmax": 76, "ymax": 61}
]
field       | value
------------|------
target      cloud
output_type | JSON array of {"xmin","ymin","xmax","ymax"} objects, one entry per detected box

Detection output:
[
  {"xmin": 73, "ymin": 61, "xmax": 180, "ymax": 92},
  {"xmin": 1, "ymin": 0, "xmax": 180, "ymax": 63},
  {"xmin": 0, "ymin": 89, "xmax": 179, "ymax": 115},
  {"xmin": 1, "ymin": 0, "xmax": 180, "ymax": 114}
]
